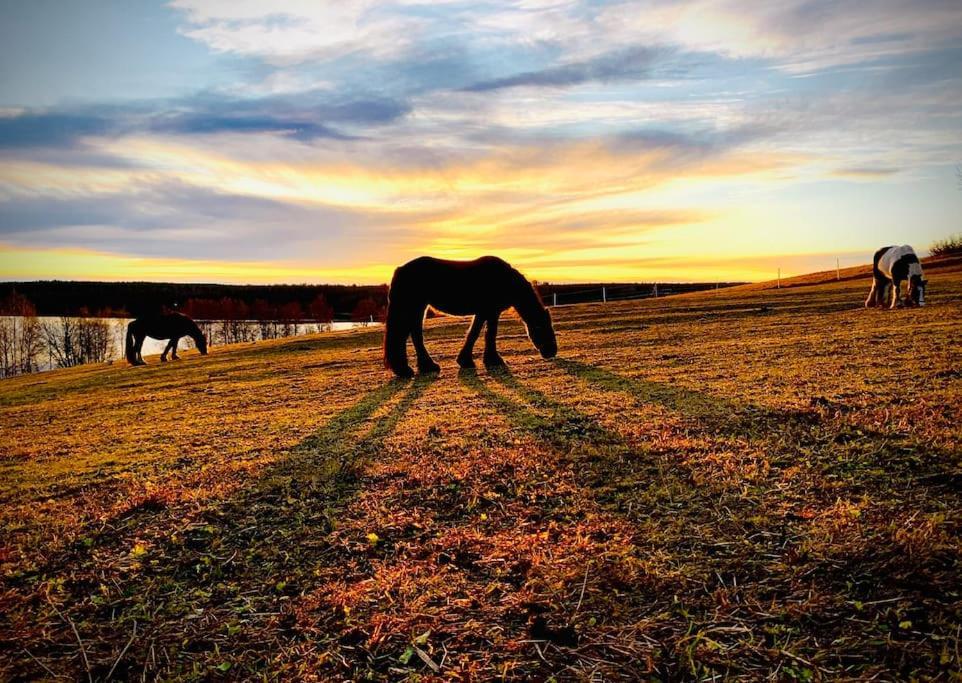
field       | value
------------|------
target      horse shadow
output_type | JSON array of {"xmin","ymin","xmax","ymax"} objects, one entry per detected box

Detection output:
[
  {"xmin": 23, "ymin": 375, "xmax": 438, "ymax": 681},
  {"xmin": 553, "ymin": 358, "xmax": 962, "ymax": 489},
  {"xmin": 457, "ymin": 366, "xmax": 653, "ymax": 510},
  {"xmin": 458, "ymin": 363, "xmax": 962, "ymax": 675}
]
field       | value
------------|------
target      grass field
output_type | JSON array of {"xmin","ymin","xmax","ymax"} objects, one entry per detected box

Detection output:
[{"xmin": 2, "ymin": 263, "xmax": 961, "ymax": 681}]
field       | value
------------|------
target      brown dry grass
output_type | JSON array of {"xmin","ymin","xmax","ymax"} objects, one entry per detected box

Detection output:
[{"xmin": 1, "ymin": 265, "xmax": 960, "ymax": 681}]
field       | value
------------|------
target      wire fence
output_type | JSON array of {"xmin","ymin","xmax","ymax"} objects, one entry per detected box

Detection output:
[{"xmin": 541, "ymin": 283, "xmax": 731, "ymax": 307}]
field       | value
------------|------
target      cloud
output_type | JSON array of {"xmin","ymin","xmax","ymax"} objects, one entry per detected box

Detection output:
[
  {"xmin": 596, "ymin": 0, "xmax": 962, "ymax": 73},
  {"xmin": 169, "ymin": 0, "xmax": 418, "ymax": 65},
  {"xmin": 147, "ymin": 114, "xmax": 349, "ymax": 141},
  {"xmin": 0, "ymin": 121, "xmax": 800, "ymax": 272},
  {"xmin": 0, "ymin": 92, "xmax": 410, "ymax": 149},
  {"xmin": 832, "ymin": 166, "xmax": 900, "ymax": 179},
  {"xmin": 0, "ymin": 181, "xmax": 405, "ymax": 261},
  {"xmin": 0, "ymin": 113, "xmax": 113, "ymax": 149},
  {"xmin": 463, "ymin": 46, "xmax": 665, "ymax": 92},
  {"xmin": 2, "ymin": 1, "xmax": 960, "ymax": 282}
]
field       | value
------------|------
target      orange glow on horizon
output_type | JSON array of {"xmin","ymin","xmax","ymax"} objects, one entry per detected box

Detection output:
[{"xmin": 0, "ymin": 243, "xmax": 869, "ymax": 286}]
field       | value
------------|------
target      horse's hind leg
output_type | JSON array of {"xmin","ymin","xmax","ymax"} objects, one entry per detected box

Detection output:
[
  {"xmin": 135, "ymin": 333, "xmax": 148, "ymax": 365},
  {"xmin": 482, "ymin": 314, "xmax": 506, "ymax": 368},
  {"xmin": 411, "ymin": 309, "xmax": 441, "ymax": 374},
  {"xmin": 457, "ymin": 316, "xmax": 485, "ymax": 368}
]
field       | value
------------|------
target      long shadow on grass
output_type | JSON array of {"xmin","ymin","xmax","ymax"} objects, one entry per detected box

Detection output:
[
  {"xmin": 550, "ymin": 359, "xmax": 962, "ymax": 676},
  {"xmin": 458, "ymin": 367, "xmax": 778, "ymax": 677},
  {"xmin": 8, "ymin": 375, "xmax": 436, "ymax": 681},
  {"xmin": 461, "ymin": 365, "xmax": 962, "ymax": 678},
  {"xmin": 556, "ymin": 358, "xmax": 962, "ymax": 488},
  {"xmin": 459, "ymin": 367, "xmax": 693, "ymax": 540}
]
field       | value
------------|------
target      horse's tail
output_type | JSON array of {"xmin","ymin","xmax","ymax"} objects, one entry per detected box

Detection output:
[
  {"xmin": 125, "ymin": 321, "xmax": 139, "ymax": 365},
  {"xmin": 383, "ymin": 269, "xmax": 411, "ymax": 374}
]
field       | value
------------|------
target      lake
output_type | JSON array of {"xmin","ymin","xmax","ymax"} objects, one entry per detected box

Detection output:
[{"xmin": 11, "ymin": 318, "xmax": 379, "ymax": 375}]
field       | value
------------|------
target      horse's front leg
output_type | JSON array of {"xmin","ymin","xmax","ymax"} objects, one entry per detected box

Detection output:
[
  {"xmin": 483, "ymin": 314, "xmax": 505, "ymax": 368},
  {"xmin": 457, "ymin": 316, "xmax": 485, "ymax": 368},
  {"xmin": 170, "ymin": 336, "xmax": 180, "ymax": 360},
  {"xmin": 890, "ymin": 278, "xmax": 902, "ymax": 309},
  {"xmin": 160, "ymin": 338, "xmax": 173, "ymax": 362},
  {"xmin": 865, "ymin": 278, "xmax": 885, "ymax": 308},
  {"xmin": 410, "ymin": 309, "xmax": 441, "ymax": 374}
]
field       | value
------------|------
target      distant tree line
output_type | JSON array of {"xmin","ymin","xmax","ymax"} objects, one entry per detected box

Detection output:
[
  {"xmin": 0, "ymin": 286, "xmax": 389, "ymax": 377},
  {"xmin": 0, "ymin": 281, "xmax": 390, "ymax": 321},
  {"xmin": 0, "ymin": 279, "xmax": 744, "ymax": 320}
]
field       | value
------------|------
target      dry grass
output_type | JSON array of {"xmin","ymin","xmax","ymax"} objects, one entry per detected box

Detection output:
[{"xmin": 1, "ymin": 266, "xmax": 961, "ymax": 681}]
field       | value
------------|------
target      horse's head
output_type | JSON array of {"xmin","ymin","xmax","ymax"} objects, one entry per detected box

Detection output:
[
  {"xmin": 524, "ymin": 307, "xmax": 557, "ymax": 359},
  {"xmin": 193, "ymin": 332, "xmax": 209, "ymax": 355},
  {"xmin": 907, "ymin": 274, "xmax": 928, "ymax": 307}
]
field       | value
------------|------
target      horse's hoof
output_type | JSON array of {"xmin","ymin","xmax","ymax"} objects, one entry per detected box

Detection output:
[
  {"xmin": 483, "ymin": 355, "xmax": 506, "ymax": 368},
  {"xmin": 394, "ymin": 366, "xmax": 415, "ymax": 379},
  {"xmin": 418, "ymin": 361, "xmax": 441, "ymax": 374},
  {"xmin": 456, "ymin": 355, "xmax": 475, "ymax": 369}
]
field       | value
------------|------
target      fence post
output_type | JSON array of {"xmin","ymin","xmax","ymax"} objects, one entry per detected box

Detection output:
[
  {"xmin": 777, "ymin": 268, "xmax": 781, "ymax": 289},
  {"xmin": 836, "ymin": 257, "xmax": 840, "ymax": 281},
  {"xmin": 553, "ymin": 292, "xmax": 557, "ymax": 307},
  {"xmin": 602, "ymin": 287, "xmax": 607, "ymax": 303},
  {"xmin": 653, "ymin": 283, "xmax": 658, "ymax": 298}
]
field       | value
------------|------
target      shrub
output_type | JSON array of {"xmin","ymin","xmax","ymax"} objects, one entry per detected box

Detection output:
[{"xmin": 930, "ymin": 233, "xmax": 962, "ymax": 257}]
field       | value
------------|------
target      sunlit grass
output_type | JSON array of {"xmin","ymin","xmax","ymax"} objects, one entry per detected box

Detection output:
[{"xmin": 1, "ymin": 265, "xmax": 960, "ymax": 680}]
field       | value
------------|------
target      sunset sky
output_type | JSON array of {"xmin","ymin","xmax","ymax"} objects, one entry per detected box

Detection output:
[{"xmin": 1, "ymin": 1, "xmax": 960, "ymax": 284}]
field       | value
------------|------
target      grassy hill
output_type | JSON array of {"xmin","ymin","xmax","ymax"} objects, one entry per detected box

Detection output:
[{"xmin": 1, "ymin": 265, "xmax": 960, "ymax": 680}]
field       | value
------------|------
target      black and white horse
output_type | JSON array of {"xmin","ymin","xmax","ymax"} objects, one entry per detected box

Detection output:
[{"xmin": 865, "ymin": 245, "xmax": 928, "ymax": 309}]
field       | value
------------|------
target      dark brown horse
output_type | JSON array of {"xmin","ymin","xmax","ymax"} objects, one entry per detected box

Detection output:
[
  {"xmin": 126, "ymin": 312, "xmax": 208, "ymax": 366},
  {"xmin": 383, "ymin": 256, "xmax": 557, "ymax": 378}
]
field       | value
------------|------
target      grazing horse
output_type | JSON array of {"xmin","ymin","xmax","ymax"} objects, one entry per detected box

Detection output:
[
  {"xmin": 384, "ymin": 256, "xmax": 558, "ymax": 378},
  {"xmin": 865, "ymin": 245, "xmax": 928, "ymax": 309},
  {"xmin": 126, "ymin": 312, "xmax": 208, "ymax": 366}
]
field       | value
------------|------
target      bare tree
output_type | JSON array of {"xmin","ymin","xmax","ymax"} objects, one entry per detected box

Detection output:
[
  {"xmin": 0, "ymin": 292, "xmax": 44, "ymax": 378},
  {"xmin": 43, "ymin": 313, "xmax": 115, "ymax": 369}
]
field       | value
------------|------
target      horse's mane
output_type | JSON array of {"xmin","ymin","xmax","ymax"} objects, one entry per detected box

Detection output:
[{"xmin": 510, "ymin": 268, "xmax": 546, "ymax": 319}]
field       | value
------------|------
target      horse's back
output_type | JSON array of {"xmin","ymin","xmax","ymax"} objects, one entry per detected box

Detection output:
[
  {"xmin": 397, "ymin": 255, "xmax": 509, "ymax": 273},
  {"xmin": 390, "ymin": 255, "xmax": 522, "ymax": 314},
  {"xmin": 136, "ymin": 312, "xmax": 195, "ymax": 339},
  {"xmin": 876, "ymin": 245, "xmax": 919, "ymax": 279}
]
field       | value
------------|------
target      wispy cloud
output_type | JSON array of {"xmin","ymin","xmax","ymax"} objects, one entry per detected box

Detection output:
[
  {"xmin": 0, "ymin": 93, "xmax": 411, "ymax": 149},
  {"xmin": 462, "ymin": 46, "xmax": 667, "ymax": 92},
  {"xmin": 832, "ymin": 166, "xmax": 900, "ymax": 179},
  {"xmin": 0, "ymin": 0, "xmax": 960, "ymax": 282}
]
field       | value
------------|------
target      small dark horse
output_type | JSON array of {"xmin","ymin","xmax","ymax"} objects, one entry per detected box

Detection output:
[
  {"xmin": 126, "ymin": 312, "xmax": 208, "ymax": 366},
  {"xmin": 384, "ymin": 256, "xmax": 557, "ymax": 378}
]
